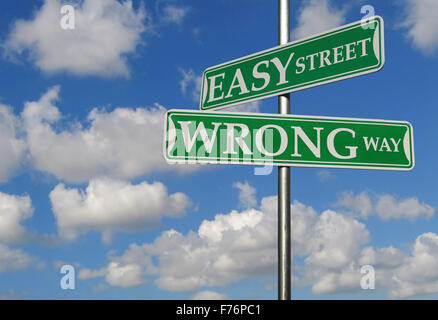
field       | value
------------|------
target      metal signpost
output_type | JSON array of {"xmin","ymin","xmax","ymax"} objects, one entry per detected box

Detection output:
[
  {"xmin": 199, "ymin": 15, "xmax": 384, "ymax": 111},
  {"xmin": 277, "ymin": 0, "xmax": 291, "ymax": 301},
  {"xmin": 163, "ymin": 0, "xmax": 413, "ymax": 301}
]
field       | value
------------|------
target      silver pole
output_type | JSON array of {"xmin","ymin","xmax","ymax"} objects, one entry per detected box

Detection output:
[{"xmin": 278, "ymin": 0, "xmax": 291, "ymax": 300}]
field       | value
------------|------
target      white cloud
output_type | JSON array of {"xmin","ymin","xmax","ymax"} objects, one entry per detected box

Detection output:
[
  {"xmin": 22, "ymin": 86, "xmax": 195, "ymax": 183},
  {"xmin": 105, "ymin": 261, "xmax": 146, "ymax": 288},
  {"xmin": 4, "ymin": 0, "xmax": 147, "ymax": 77},
  {"xmin": 305, "ymin": 210, "xmax": 370, "ymax": 270},
  {"xmin": 309, "ymin": 262, "xmax": 362, "ymax": 295},
  {"xmin": 79, "ymin": 259, "xmax": 148, "ymax": 288},
  {"xmin": 0, "ymin": 244, "xmax": 36, "ymax": 274},
  {"xmin": 198, "ymin": 209, "xmax": 264, "ymax": 243},
  {"xmin": 49, "ymin": 177, "xmax": 192, "ymax": 243},
  {"xmin": 233, "ymin": 181, "xmax": 257, "ymax": 209},
  {"xmin": 160, "ymin": 4, "xmax": 190, "ymax": 25},
  {"xmin": 79, "ymin": 191, "xmax": 372, "ymax": 294},
  {"xmin": 179, "ymin": 68, "xmax": 202, "ymax": 103},
  {"xmin": 79, "ymin": 188, "xmax": 438, "ymax": 298},
  {"xmin": 390, "ymin": 233, "xmax": 438, "ymax": 298},
  {"xmin": 292, "ymin": 0, "xmax": 346, "ymax": 40},
  {"xmin": 308, "ymin": 231, "xmax": 438, "ymax": 297},
  {"xmin": 0, "ymin": 105, "xmax": 26, "ymax": 182},
  {"xmin": 101, "ymin": 242, "xmax": 152, "ymax": 288},
  {"xmin": 191, "ymin": 290, "xmax": 228, "ymax": 300},
  {"xmin": 0, "ymin": 192, "xmax": 33, "ymax": 244},
  {"xmin": 336, "ymin": 191, "xmax": 373, "ymax": 218},
  {"xmin": 78, "ymin": 197, "xmax": 277, "ymax": 291},
  {"xmin": 0, "ymin": 192, "xmax": 41, "ymax": 276},
  {"xmin": 336, "ymin": 191, "xmax": 435, "ymax": 220},
  {"xmin": 306, "ymin": 244, "xmax": 408, "ymax": 295},
  {"xmin": 145, "ymin": 200, "xmax": 278, "ymax": 292},
  {"xmin": 301, "ymin": 210, "xmax": 370, "ymax": 294},
  {"xmin": 393, "ymin": 278, "xmax": 438, "ymax": 299},
  {"xmin": 375, "ymin": 195, "xmax": 434, "ymax": 221},
  {"xmin": 401, "ymin": 0, "xmax": 438, "ymax": 54},
  {"xmin": 358, "ymin": 246, "xmax": 406, "ymax": 269},
  {"xmin": 309, "ymin": 245, "xmax": 406, "ymax": 295}
]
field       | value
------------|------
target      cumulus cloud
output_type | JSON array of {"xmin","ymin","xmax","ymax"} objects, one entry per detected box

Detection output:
[
  {"xmin": 49, "ymin": 177, "xmax": 193, "ymax": 243},
  {"xmin": 0, "ymin": 192, "xmax": 41, "ymax": 276},
  {"xmin": 22, "ymin": 86, "xmax": 196, "ymax": 183},
  {"xmin": 76, "ymin": 185, "xmax": 438, "ymax": 298},
  {"xmin": 114, "ymin": 205, "xmax": 276, "ymax": 292},
  {"xmin": 78, "ymin": 191, "xmax": 373, "ymax": 294},
  {"xmin": 336, "ymin": 191, "xmax": 373, "ymax": 217},
  {"xmin": 0, "ymin": 244, "xmax": 37, "ymax": 274},
  {"xmin": 390, "ymin": 233, "xmax": 438, "ymax": 298},
  {"xmin": 191, "ymin": 290, "xmax": 228, "ymax": 300},
  {"xmin": 375, "ymin": 195, "xmax": 435, "ymax": 221},
  {"xmin": 0, "ymin": 192, "xmax": 33, "ymax": 244},
  {"xmin": 77, "ymin": 198, "xmax": 274, "ymax": 291},
  {"xmin": 292, "ymin": 0, "xmax": 346, "ymax": 40},
  {"xmin": 198, "ymin": 209, "xmax": 264, "ymax": 243},
  {"xmin": 79, "ymin": 261, "xmax": 146, "ymax": 288},
  {"xmin": 336, "ymin": 191, "xmax": 434, "ymax": 220},
  {"xmin": 358, "ymin": 246, "xmax": 406, "ymax": 269},
  {"xmin": 305, "ymin": 210, "xmax": 370, "ymax": 270},
  {"xmin": 308, "ymin": 244, "xmax": 407, "ymax": 295},
  {"xmin": 105, "ymin": 261, "xmax": 146, "ymax": 287},
  {"xmin": 179, "ymin": 68, "xmax": 202, "ymax": 102},
  {"xmin": 0, "ymin": 105, "xmax": 26, "ymax": 182},
  {"xmin": 4, "ymin": 0, "xmax": 147, "ymax": 77},
  {"xmin": 303, "ymin": 230, "xmax": 438, "ymax": 298},
  {"xmin": 301, "ymin": 208, "xmax": 372, "ymax": 295},
  {"xmin": 233, "ymin": 181, "xmax": 257, "ymax": 209},
  {"xmin": 308, "ymin": 262, "xmax": 363, "ymax": 295},
  {"xmin": 400, "ymin": 0, "xmax": 438, "ymax": 54}
]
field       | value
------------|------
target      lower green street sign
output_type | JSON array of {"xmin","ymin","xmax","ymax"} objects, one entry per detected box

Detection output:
[{"xmin": 164, "ymin": 110, "xmax": 414, "ymax": 171}]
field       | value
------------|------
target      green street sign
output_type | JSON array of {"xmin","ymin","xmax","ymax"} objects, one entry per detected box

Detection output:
[
  {"xmin": 200, "ymin": 16, "xmax": 384, "ymax": 111},
  {"xmin": 164, "ymin": 109, "xmax": 414, "ymax": 171}
]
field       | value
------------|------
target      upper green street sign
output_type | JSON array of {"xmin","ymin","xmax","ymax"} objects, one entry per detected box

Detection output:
[
  {"xmin": 164, "ymin": 109, "xmax": 414, "ymax": 171},
  {"xmin": 200, "ymin": 16, "xmax": 384, "ymax": 111}
]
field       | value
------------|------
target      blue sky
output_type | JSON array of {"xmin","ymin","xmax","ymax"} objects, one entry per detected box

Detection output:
[{"xmin": 0, "ymin": 0, "xmax": 437, "ymax": 300}]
